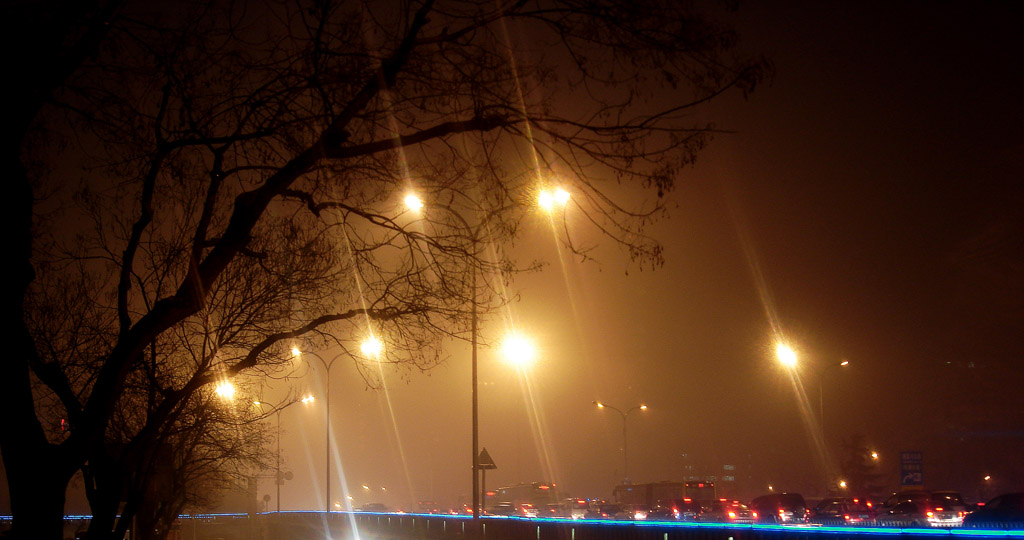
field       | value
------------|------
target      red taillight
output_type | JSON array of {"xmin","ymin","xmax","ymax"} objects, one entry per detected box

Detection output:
[
  {"xmin": 844, "ymin": 515, "xmax": 851, "ymax": 521},
  {"xmin": 752, "ymin": 512, "xmax": 759, "ymax": 518},
  {"xmin": 935, "ymin": 507, "xmax": 944, "ymax": 511},
  {"xmin": 728, "ymin": 511, "xmax": 737, "ymax": 519},
  {"xmin": 926, "ymin": 511, "xmax": 934, "ymax": 518},
  {"xmin": 779, "ymin": 509, "xmax": 786, "ymax": 516}
]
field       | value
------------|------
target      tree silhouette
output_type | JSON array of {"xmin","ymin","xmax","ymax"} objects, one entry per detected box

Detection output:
[
  {"xmin": 4, "ymin": 0, "xmax": 767, "ymax": 537},
  {"xmin": 837, "ymin": 434, "xmax": 885, "ymax": 500}
]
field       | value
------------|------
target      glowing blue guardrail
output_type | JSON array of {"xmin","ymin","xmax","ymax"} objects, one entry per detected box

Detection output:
[
  {"xmin": 1, "ymin": 512, "xmax": 1018, "ymax": 538},
  {"xmin": 355, "ymin": 512, "xmax": 1024, "ymax": 537}
]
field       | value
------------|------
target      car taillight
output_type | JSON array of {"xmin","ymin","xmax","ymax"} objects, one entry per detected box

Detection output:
[
  {"xmin": 935, "ymin": 507, "xmax": 944, "ymax": 511},
  {"xmin": 728, "ymin": 511, "xmax": 737, "ymax": 519},
  {"xmin": 926, "ymin": 511, "xmax": 934, "ymax": 518},
  {"xmin": 779, "ymin": 510, "xmax": 786, "ymax": 517},
  {"xmin": 752, "ymin": 512, "xmax": 759, "ymax": 519},
  {"xmin": 844, "ymin": 515, "xmax": 851, "ymax": 521}
]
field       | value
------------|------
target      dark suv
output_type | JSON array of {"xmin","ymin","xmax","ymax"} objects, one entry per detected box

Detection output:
[{"xmin": 750, "ymin": 493, "xmax": 809, "ymax": 523}]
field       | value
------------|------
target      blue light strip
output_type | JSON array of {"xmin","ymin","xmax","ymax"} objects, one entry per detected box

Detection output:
[{"xmin": 22, "ymin": 512, "xmax": 1020, "ymax": 537}]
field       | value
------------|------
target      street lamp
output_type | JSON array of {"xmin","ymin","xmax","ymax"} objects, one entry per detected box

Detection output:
[
  {"xmin": 501, "ymin": 334, "xmax": 536, "ymax": 370},
  {"xmin": 817, "ymin": 360, "xmax": 849, "ymax": 438},
  {"xmin": 406, "ymin": 193, "xmax": 488, "ymax": 519},
  {"xmin": 538, "ymin": 187, "xmax": 570, "ymax": 211},
  {"xmin": 215, "ymin": 381, "xmax": 236, "ymax": 400},
  {"xmin": 774, "ymin": 343, "xmax": 849, "ymax": 435},
  {"xmin": 775, "ymin": 342, "xmax": 849, "ymax": 493},
  {"xmin": 406, "ymin": 189, "xmax": 556, "ymax": 520},
  {"xmin": 295, "ymin": 340, "xmax": 381, "ymax": 512},
  {"xmin": 593, "ymin": 401, "xmax": 647, "ymax": 482},
  {"xmin": 775, "ymin": 343, "xmax": 798, "ymax": 368},
  {"xmin": 254, "ymin": 396, "xmax": 314, "ymax": 512}
]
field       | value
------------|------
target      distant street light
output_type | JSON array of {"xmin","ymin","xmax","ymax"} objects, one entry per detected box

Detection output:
[
  {"xmin": 818, "ymin": 360, "xmax": 850, "ymax": 438},
  {"xmin": 254, "ymin": 397, "xmax": 315, "ymax": 512},
  {"xmin": 594, "ymin": 401, "xmax": 647, "ymax": 482},
  {"xmin": 295, "ymin": 339, "xmax": 381, "ymax": 512}
]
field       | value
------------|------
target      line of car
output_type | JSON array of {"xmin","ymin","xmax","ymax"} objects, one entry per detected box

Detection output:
[{"xmin": 526, "ymin": 490, "xmax": 1024, "ymax": 529}]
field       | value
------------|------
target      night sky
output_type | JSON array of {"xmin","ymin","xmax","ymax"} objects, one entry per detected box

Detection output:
[
  {"xmin": 34, "ymin": 0, "xmax": 1024, "ymax": 514},
  {"xmin": 227, "ymin": 0, "xmax": 1024, "ymax": 512}
]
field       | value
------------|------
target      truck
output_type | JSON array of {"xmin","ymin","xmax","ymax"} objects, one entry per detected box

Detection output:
[
  {"xmin": 612, "ymin": 481, "xmax": 684, "ymax": 508},
  {"xmin": 612, "ymin": 481, "xmax": 718, "ymax": 509}
]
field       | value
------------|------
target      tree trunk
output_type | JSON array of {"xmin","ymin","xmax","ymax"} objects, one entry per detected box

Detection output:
[{"xmin": 3, "ymin": 445, "xmax": 72, "ymax": 540}]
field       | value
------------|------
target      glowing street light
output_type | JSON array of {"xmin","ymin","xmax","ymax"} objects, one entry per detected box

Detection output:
[
  {"xmin": 776, "ymin": 343, "xmax": 798, "ymax": 368},
  {"xmin": 501, "ymin": 334, "xmax": 536, "ymax": 369},
  {"xmin": 214, "ymin": 381, "xmax": 236, "ymax": 400},
  {"xmin": 593, "ymin": 401, "xmax": 648, "ymax": 482},
  {"xmin": 361, "ymin": 336, "xmax": 383, "ymax": 359},
  {"xmin": 538, "ymin": 187, "xmax": 570, "ymax": 211},
  {"xmin": 871, "ymin": 451, "xmax": 880, "ymax": 460},
  {"xmin": 404, "ymin": 194, "xmax": 423, "ymax": 212}
]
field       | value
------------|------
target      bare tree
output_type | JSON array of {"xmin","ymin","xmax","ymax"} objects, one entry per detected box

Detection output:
[{"xmin": 4, "ymin": 0, "xmax": 767, "ymax": 537}]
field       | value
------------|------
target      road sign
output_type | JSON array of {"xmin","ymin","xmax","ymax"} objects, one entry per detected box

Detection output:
[
  {"xmin": 900, "ymin": 451, "xmax": 923, "ymax": 486},
  {"xmin": 478, "ymin": 447, "xmax": 497, "ymax": 470}
]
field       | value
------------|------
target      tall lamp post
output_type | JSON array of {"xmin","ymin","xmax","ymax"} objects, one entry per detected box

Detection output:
[
  {"xmin": 254, "ymin": 395, "xmax": 315, "ymax": 512},
  {"xmin": 775, "ymin": 342, "xmax": 849, "ymax": 491},
  {"xmin": 405, "ymin": 189, "xmax": 565, "ymax": 521},
  {"xmin": 593, "ymin": 401, "xmax": 647, "ymax": 482},
  {"xmin": 817, "ymin": 359, "xmax": 849, "ymax": 436},
  {"xmin": 295, "ymin": 341, "xmax": 381, "ymax": 512},
  {"xmin": 775, "ymin": 343, "xmax": 849, "ymax": 437},
  {"xmin": 406, "ymin": 194, "xmax": 485, "ymax": 519}
]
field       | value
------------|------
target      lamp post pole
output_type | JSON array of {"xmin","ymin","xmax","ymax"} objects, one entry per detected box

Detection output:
[
  {"xmin": 818, "ymin": 360, "xmax": 850, "ymax": 439},
  {"xmin": 276, "ymin": 409, "xmax": 282, "ymax": 513},
  {"xmin": 254, "ymin": 397, "xmax": 312, "ymax": 513},
  {"xmin": 471, "ymin": 263, "xmax": 480, "ymax": 520},
  {"xmin": 594, "ymin": 402, "xmax": 647, "ymax": 482},
  {"xmin": 405, "ymin": 191, "xmax": 562, "ymax": 521},
  {"xmin": 295, "ymin": 349, "xmax": 342, "ymax": 512}
]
